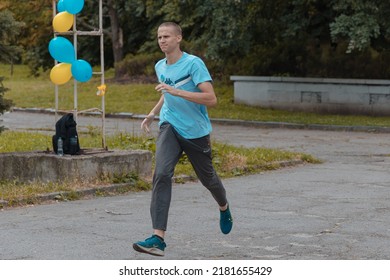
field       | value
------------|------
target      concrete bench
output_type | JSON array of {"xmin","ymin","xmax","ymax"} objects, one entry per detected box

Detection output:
[
  {"xmin": 0, "ymin": 149, "xmax": 152, "ymax": 183},
  {"xmin": 231, "ymin": 76, "xmax": 390, "ymax": 116}
]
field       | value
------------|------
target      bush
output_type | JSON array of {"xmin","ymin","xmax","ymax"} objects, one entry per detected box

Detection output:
[
  {"xmin": 115, "ymin": 52, "xmax": 162, "ymax": 80},
  {"xmin": 0, "ymin": 76, "xmax": 13, "ymax": 134}
]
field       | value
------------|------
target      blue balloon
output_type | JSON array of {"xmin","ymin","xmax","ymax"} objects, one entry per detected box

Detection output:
[
  {"xmin": 48, "ymin": 36, "xmax": 75, "ymax": 63},
  {"xmin": 57, "ymin": 0, "xmax": 65, "ymax": 12},
  {"xmin": 71, "ymin": 59, "xmax": 93, "ymax": 82},
  {"xmin": 63, "ymin": 0, "xmax": 85, "ymax": 15}
]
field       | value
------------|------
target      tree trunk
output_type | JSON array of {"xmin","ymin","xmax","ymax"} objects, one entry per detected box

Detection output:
[{"xmin": 107, "ymin": 0, "xmax": 124, "ymax": 79}]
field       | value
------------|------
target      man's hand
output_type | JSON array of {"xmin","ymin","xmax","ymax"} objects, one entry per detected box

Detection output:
[
  {"xmin": 155, "ymin": 83, "xmax": 177, "ymax": 95},
  {"xmin": 141, "ymin": 113, "xmax": 155, "ymax": 133}
]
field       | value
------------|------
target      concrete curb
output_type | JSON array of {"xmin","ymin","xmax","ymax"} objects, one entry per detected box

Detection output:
[
  {"xmin": 210, "ymin": 118, "xmax": 390, "ymax": 133},
  {"xmin": 11, "ymin": 107, "xmax": 390, "ymax": 133}
]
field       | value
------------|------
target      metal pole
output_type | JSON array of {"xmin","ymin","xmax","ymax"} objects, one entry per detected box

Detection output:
[
  {"xmin": 100, "ymin": 0, "xmax": 106, "ymax": 149},
  {"xmin": 52, "ymin": 0, "xmax": 58, "ymax": 122},
  {"xmin": 73, "ymin": 9, "xmax": 78, "ymax": 122}
]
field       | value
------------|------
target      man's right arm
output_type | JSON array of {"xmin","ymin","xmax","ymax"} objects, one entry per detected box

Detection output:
[{"xmin": 141, "ymin": 94, "xmax": 164, "ymax": 133}]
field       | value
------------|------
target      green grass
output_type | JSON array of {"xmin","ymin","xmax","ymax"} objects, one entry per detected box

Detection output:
[
  {"xmin": 0, "ymin": 130, "xmax": 318, "ymax": 206},
  {"xmin": 0, "ymin": 130, "xmax": 318, "ymax": 176},
  {"xmin": 2, "ymin": 64, "xmax": 390, "ymax": 127},
  {"xmin": 0, "ymin": 173, "xmax": 151, "ymax": 207}
]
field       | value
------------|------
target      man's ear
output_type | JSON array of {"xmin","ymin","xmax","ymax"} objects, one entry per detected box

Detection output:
[{"xmin": 177, "ymin": 35, "xmax": 182, "ymax": 43}]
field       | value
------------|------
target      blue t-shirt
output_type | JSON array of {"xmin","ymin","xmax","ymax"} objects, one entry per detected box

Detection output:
[{"xmin": 155, "ymin": 52, "xmax": 213, "ymax": 139}]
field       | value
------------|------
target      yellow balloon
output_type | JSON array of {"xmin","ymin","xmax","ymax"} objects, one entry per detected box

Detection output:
[
  {"xmin": 52, "ymin": 12, "xmax": 74, "ymax": 32},
  {"xmin": 50, "ymin": 63, "xmax": 72, "ymax": 85}
]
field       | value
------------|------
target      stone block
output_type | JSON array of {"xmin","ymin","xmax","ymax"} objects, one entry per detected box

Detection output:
[
  {"xmin": 231, "ymin": 76, "xmax": 390, "ymax": 116},
  {"xmin": 0, "ymin": 149, "xmax": 152, "ymax": 183}
]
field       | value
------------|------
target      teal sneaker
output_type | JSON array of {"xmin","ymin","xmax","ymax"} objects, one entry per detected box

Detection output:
[
  {"xmin": 133, "ymin": 235, "xmax": 166, "ymax": 257},
  {"xmin": 220, "ymin": 205, "xmax": 233, "ymax": 234}
]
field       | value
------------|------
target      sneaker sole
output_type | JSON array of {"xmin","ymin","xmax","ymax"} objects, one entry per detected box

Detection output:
[{"xmin": 133, "ymin": 243, "xmax": 165, "ymax": 257}]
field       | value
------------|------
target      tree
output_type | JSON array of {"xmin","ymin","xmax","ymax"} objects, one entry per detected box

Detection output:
[
  {"xmin": 277, "ymin": 0, "xmax": 390, "ymax": 78},
  {"xmin": 6, "ymin": 0, "xmax": 390, "ymax": 79},
  {"xmin": 0, "ymin": 77, "xmax": 13, "ymax": 134},
  {"xmin": 0, "ymin": 9, "xmax": 19, "ymax": 133},
  {"xmin": 105, "ymin": 0, "xmax": 390, "ymax": 78},
  {"xmin": 330, "ymin": 0, "xmax": 382, "ymax": 53},
  {"xmin": 0, "ymin": 9, "xmax": 25, "ymax": 74},
  {"xmin": 102, "ymin": 0, "xmax": 151, "ymax": 78},
  {"xmin": 107, "ymin": 0, "xmax": 124, "ymax": 65},
  {"xmin": 3, "ymin": 0, "xmax": 53, "ymax": 76}
]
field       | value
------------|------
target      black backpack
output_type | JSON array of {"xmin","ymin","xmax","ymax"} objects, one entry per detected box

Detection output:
[{"xmin": 52, "ymin": 113, "xmax": 80, "ymax": 155}]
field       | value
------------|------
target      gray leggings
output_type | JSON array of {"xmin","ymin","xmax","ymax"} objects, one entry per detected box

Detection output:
[{"xmin": 150, "ymin": 122, "xmax": 228, "ymax": 231}]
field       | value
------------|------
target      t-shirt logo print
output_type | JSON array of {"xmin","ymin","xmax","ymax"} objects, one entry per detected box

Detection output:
[{"xmin": 160, "ymin": 74, "xmax": 174, "ymax": 86}]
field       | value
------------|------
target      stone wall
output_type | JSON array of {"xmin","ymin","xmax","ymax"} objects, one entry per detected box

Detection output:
[
  {"xmin": 231, "ymin": 76, "xmax": 390, "ymax": 115},
  {"xmin": 0, "ymin": 149, "xmax": 152, "ymax": 183}
]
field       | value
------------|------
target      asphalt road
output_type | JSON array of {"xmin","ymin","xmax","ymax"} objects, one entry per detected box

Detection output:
[{"xmin": 1, "ymin": 111, "xmax": 390, "ymax": 260}]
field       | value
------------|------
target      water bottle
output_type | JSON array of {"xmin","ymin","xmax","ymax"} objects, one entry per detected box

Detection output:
[{"xmin": 57, "ymin": 137, "xmax": 64, "ymax": 156}]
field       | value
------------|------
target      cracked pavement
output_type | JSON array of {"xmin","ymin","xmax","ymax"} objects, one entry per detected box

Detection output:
[{"xmin": 1, "ymin": 111, "xmax": 390, "ymax": 259}]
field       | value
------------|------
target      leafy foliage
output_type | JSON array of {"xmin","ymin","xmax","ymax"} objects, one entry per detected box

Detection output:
[
  {"xmin": 4, "ymin": 0, "xmax": 390, "ymax": 78},
  {"xmin": 2, "ymin": 1, "xmax": 52, "ymax": 75},
  {"xmin": 330, "ymin": 0, "xmax": 381, "ymax": 53},
  {"xmin": 0, "ymin": 77, "xmax": 13, "ymax": 133},
  {"xmin": 0, "ymin": 9, "xmax": 24, "ymax": 64}
]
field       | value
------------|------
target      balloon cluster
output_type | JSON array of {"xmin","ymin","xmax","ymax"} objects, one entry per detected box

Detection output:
[{"xmin": 49, "ymin": 0, "xmax": 93, "ymax": 85}]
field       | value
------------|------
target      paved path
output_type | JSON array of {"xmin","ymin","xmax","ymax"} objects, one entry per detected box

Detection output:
[{"xmin": 1, "ymin": 111, "xmax": 390, "ymax": 259}]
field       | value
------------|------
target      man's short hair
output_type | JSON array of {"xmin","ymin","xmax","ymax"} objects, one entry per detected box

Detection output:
[{"xmin": 158, "ymin": 22, "xmax": 182, "ymax": 36}]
